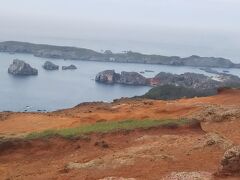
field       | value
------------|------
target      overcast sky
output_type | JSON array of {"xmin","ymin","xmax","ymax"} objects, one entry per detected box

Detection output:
[{"xmin": 0, "ymin": 0, "xmax": 240, "ymax": 62}]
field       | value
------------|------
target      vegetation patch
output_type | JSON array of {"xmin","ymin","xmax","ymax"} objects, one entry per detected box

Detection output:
[{"xmin": 25, "ymin": 118, "xmax": 197, "ymax": 140}]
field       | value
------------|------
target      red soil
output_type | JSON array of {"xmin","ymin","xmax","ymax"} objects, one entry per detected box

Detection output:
[{"xmin": 0, "ymin": 89, "xmax": 239, "ymax": 179}]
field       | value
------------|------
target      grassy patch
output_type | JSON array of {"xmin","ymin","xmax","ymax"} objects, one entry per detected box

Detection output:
[{"xmin": 25, "ymin": 118, "xmax": 197, "ymax": 140}]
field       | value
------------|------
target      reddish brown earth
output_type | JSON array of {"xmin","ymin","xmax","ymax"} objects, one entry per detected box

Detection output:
[{"xmin": 0, "ymin": 89, "xmax": 240, "ymax": 180}]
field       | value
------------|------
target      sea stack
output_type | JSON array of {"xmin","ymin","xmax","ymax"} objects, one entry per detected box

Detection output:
[{"xmin": 8, "ymin": 59, "xmax": 38, "ymax": 76}]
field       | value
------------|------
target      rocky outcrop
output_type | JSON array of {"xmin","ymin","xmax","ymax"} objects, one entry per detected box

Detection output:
[
  {"xmin": 42, "ymin": 61, "xmax": 59, "ymax": 70},
  {"xmin": 119, "ymin": 71, "xmax": 147, "ymax": 85},
  {"xmin": 153, "ymin": 72, "xmax": 221, "ymax": 90},
  {"xmin": 0, "ymin": 41, "xmax": 239, "ymax": 68},
  {"xmin": 96, "ymin": 70, "xmax": 240, "ymax": 89},
  {"xmin": 95, "ymin": 70, "xmax": 146, "ymax": 85},
  {"xmin": 194, "ymin": 133, "xmax": 234, "ymax": 150},
  {"xmin": 95, "ymin": 70, "xmax": 120, "ymax": 84},
  {"xmin": 218, "ymin": 146, "xmax": 240, "ymax": 176},
  {"xmin": 62, "ymin": 65, "xmax": 77, "ymax": 70},
  {"xmin": 163, "ymin": 171, "xmax": 213, "ymax": 180},
  {"xmin": 193, "ymin": 105, "xmax": 240, "ymax": 122},
  {"xmin": 8, "ymin": 59, "xmax": 38, "ymax": 76},
  {"xmin": 99, "ymin": 177, "xmax": 136, "ymax": 180}
]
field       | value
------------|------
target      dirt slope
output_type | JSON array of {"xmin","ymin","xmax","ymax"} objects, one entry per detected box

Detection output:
[{"xmin": 0, "ymin": 89, "xmax": 240, "ymax": 179}]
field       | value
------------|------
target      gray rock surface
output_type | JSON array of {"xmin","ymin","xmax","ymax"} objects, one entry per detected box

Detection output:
[
  {"xmin": 43, "ymin": 61, "xmax": 59, "ymax": 70},
  {"xmin": 62, "ymin": 65, "xmax": 77, "ymax": 70},
  {"xmin": 8, "ymin": 59, "xmax": 38, "ymax": 76}
]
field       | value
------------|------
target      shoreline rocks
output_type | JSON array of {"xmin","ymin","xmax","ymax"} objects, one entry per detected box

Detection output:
[
  {"xmin": 43, "ymin": 61, "xmax": 59, "ymax": 70},
  {"xmin": 95, "ymin": 70, "xmax": 240, "ymax": 90},
  {"xmin": 8, "ymin": 59, "xmax": 38, "ymax": 76}
]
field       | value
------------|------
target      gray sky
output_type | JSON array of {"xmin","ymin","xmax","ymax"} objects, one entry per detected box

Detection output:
[{"xmin": 0, "ymin": 0, "xmax": 240, "ymax": 62}]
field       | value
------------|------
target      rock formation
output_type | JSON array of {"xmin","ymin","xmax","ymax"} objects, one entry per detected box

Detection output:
[
  {"xmin": 152, "ymin": 72, "xmax": 221, "ymax": 90},
  {"xmin": 218, "ymin": 146, "xmax": 240, "ymax": 176},
  {"xmin": 96, "ymin": 70, "xmax": 240, "ymax": 89},
  {"xmin": 62, "ymin": 65, "xmax": 77, "ymax": 70},
  {"xmin": 95, "ymin": 70, "xmax": 120, "ymax": 84},
  {"xmin": 43, "ymin": 61, "xmax": 59, "ymax": 70},
  {"xmin": 119, "ymin": 71, "xmax": 147, "ymax": 85},
  {"xmin": 95, "ymin": 70, "xmax": 147, "ymax": 85},
  {"xmin": 8, "ymin": 59, "xmax": 38, "ymax": 76}
]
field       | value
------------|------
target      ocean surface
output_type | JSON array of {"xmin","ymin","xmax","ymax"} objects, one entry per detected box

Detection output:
[{"xmin": 0, "ymin": 52, "xmax": 239, "ymax": 112}]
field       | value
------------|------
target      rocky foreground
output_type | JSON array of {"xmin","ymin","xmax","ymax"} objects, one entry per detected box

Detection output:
[
  {"xmin": 1, "ymin": 41, "xmax": 240, "ymax": 68},
  {"xmin": 0, "ymin": 89, "xmax": 240, "ymax": 179}
]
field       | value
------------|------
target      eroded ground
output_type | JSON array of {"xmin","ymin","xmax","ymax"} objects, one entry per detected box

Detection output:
[{"xmin": 0, "ymin": 89, "xmax": 240, "ymax": 179}]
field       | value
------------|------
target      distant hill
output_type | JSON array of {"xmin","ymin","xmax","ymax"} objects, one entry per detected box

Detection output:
[{"xmin": 0, "ymin": 41, "xmax": 240, "ymax": 68}]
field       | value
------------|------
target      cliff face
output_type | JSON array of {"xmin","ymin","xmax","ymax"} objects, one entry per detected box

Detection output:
[{"xmin": 0, "ymin": 41, "xmax": 239, "ymax": 68}]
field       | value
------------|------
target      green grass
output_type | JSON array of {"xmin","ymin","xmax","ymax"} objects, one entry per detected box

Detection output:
[{"xmin": 25, "ymin": 118, "xmax": 198, "ymax": 140}]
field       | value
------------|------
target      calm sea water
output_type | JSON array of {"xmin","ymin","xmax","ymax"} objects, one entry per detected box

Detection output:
[{"xmin": 0, "ymin": 52, "xmax": 239, "ymax": 112}]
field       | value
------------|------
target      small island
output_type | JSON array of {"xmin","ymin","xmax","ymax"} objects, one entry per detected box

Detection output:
[{"xmin": 43, "ymin": 61, "xmax": 59, "ymax": 70}]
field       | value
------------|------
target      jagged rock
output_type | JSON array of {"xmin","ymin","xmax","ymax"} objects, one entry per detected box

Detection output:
[
  {"xmin": 218, "ymin": 146, "xmax": 240, "ymax": 176},
  {"xmin": 95, "ymin": 70, "xmax": 120, "ymax": 84},
  {"xmin": 62, "ymin": 65, "xmax": 77, "ymax": 70},
  {"xmin": 8, "ymin": 59, "xmax": 38, "ymax": 76},
  {"xmin": 163, "ymin": 171, "xmax": 213, "ymax": 180},
  {"xmin": 42, "ymin": 61, "xmax": 59, "ymax": 70}
]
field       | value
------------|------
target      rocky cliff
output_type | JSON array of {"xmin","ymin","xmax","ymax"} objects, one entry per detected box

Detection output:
[{"xmin": 1, "ymin": 41, "xmax": 239, "ymax": 68}]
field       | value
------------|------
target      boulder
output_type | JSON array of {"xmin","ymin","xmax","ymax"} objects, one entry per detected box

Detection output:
[
  {"xmin": 95, "ymin": 70, "xmax": 120, "ymax": 84},
  {"xmin": 218, "ymin": 146, "xmax": 240, "ymax": 175},
  {"xmin": 62, "ymin": 65, "xmax": 77, "ymax": 70},
  {"xmin": 42, "ymin": 61, "xmax": 59, "ymax": 70},
  {"xmin": 8, "ymin": 59, "xmax": 38, "ymax": 76}
]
